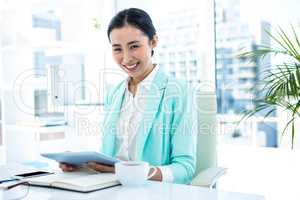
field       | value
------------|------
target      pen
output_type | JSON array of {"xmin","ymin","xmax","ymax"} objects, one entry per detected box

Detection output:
[
  {"xmin": 0, "ymin": 179, "xmax": 18, "ymax": 184},
  {"xmin": 0, "ymin": 181, "xmax": 28, "ymax": 190}
]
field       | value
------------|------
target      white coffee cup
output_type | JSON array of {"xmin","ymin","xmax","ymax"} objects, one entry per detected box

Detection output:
[{"xmin": 115, "ymin": 161, "xmax": 157, "ymax": 186}]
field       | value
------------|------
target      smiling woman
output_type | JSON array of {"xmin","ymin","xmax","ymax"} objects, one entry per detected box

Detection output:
[
  {"xmin": 60, "ymin": 8, "xmax": 197, "ymax": 185},
  {"xmin": 105, "ymin": 8, "xmax": 196, "ymax": 184},
  {"xmin": 109, "ymin": 25, "xmax": 157, "ymax": 87},
  {"xmin": 107, "ymin": 8, "xmax": 158, "ymax": 88}
]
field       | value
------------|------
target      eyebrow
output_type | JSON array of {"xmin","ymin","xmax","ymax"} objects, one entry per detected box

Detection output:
[{"xmin": 112, "ymin": 40, "xmax": 140, "ymax": 47}]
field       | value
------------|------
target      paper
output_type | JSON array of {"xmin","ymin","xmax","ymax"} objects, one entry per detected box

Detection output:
[{"xmin": 24, "ymin": 172, "xmax": 120, "ymax": 192}]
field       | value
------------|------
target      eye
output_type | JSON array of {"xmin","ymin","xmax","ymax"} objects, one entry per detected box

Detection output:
[
  {"xmin": 113, "ymin": 48, "xmax": 122, "ymax": 53},
  {"xmin": 130, "ymin": 45, "xmax": 139, "ymax": 50}
]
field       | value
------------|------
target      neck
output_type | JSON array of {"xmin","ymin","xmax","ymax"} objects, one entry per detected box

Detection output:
[{"xmin": 130, "ymin": 63, "xmax": 155, "ymax": 86}]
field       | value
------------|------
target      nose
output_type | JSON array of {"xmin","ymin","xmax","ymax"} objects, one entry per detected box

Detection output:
[{"xmin": 121, "ymin": 50, "xmax": 132, "ymax": 65}]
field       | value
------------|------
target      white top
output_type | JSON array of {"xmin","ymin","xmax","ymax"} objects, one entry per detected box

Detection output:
[{"xmin": 115, "ymin": 65, "xmax": 173, "ymax": 182}]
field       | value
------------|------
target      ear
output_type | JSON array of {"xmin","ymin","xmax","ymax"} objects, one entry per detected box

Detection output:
[{"xmin": 150, "ymin": 34, "xmax": 158, "ymax": 48}]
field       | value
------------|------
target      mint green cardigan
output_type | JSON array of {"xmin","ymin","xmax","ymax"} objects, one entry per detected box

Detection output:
[{"xmin": 101, "ymin": 67, "xmax": 197, "ymax": 184}]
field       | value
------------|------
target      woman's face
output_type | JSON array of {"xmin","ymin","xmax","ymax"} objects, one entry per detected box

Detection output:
[{"xmin": 109, "ymin": 25, "xmax": 157, "ymax": 81}]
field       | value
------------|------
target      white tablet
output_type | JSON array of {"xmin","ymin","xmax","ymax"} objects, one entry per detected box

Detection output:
[{"xmin": 41, "ymin": 151, "xmax": 119, "ymax": 166}]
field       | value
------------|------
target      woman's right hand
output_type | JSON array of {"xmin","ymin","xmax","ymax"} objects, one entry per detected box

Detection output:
[{"xmin": 59, "ymin": 163, "xmax": 77, "ymax": 172}]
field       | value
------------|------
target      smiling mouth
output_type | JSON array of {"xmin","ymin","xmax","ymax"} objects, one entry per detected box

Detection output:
[{"xmin": 123, "ymin": 62, "xmax": 139, "ymax": 72}]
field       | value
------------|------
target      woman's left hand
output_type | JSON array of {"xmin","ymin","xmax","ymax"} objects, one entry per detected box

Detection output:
[{"xmin": 86, "ymin": 162, "xmax": 115, "ymax": 173}]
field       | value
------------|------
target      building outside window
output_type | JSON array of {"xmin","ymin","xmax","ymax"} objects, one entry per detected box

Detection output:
[{"xmin": 153, "ymin": 1, "xmax": 300, "ymax": 198}]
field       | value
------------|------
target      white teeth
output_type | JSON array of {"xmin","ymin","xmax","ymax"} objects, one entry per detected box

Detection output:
[
  {"xmin": 125, "ymin": 63, "xmax": 138, "ymax": 70},
  {"xmin": 126, "ymin": 64, "xmax": 137, "ymax": 69}
]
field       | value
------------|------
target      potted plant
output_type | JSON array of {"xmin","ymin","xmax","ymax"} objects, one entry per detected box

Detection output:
[{"xmin": 239, "ymin": 24, "xmax": 300, "ymax": 149}]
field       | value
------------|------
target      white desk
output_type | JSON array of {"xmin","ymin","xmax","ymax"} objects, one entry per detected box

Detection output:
[
  {"xmin": 0, "ymin": 164, "xmax": 264, "ymax": 200},
  {"xmin": 1, "ymin": 181, "xmax": 264, "ymax": 200}
]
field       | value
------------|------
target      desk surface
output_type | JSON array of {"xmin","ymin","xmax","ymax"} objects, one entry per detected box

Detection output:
[
  {"xmin": 1, "ymin": 181, "xmax": 264, "ymax": 200},
  {"xmin": 0, "ymin": 164, "xmax": 264, "ymax": 200}
]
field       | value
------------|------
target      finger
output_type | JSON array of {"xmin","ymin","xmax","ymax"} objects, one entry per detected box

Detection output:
[
  {"xmin": 59, "ymin": 163, "xmax": 76, "ymax": 171},
  {"xmin": 87, "ymin": 162, "xmax": 114, "ymax": 172},
  {"xmin": 59, "ymin": 163, "xmax": 68, "ymax": 170}
]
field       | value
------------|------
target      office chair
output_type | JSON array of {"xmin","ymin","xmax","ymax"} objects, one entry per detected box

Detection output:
[{"xmin": 191, "ymin": 90, "xmax": 227, "ymax": 188}]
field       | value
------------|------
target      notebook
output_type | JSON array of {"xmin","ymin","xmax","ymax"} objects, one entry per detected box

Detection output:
[{"xmin": 23, "ymin": 171, "xmax": 120, "ymax": 193}]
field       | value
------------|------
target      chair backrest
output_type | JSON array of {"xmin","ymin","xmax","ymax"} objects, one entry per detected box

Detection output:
[{"xmin": 194, "ymin": 90, "xmax": 217, "ymax": 175}]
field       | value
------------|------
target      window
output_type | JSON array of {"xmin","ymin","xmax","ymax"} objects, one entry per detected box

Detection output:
[
  {"xmin": 216, "ymin": 0, "xmax": 275, "ymax": 146},
  {"xmin": 216, "ymin": 0, "xmax": 300, "ymax": 148},
  {"xmin": 215, "ymin": 0, "xmax": 300, "ymax": 199},
  {"xmin": 152, "ymin": 0, "xmax": 214, "ymax": 88},
  {"xmin": 0, "ymin": 0, "xmax": 113, "ymax": 156}
]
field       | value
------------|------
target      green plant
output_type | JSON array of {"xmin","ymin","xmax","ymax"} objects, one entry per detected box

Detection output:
[{"xmin": 239, "ymin": 24, "xmax": 300, "ymax": 149}]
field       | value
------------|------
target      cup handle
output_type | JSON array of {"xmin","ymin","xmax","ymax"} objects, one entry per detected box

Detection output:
[{"xmin": 147, "ymin": 166, "xmax": 157, "ymax": 179}]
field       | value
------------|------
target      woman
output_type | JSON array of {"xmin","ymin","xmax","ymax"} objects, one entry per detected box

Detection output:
[{"xmin": 60, "ymin": 8, "xmax": 197, "ymax": 184}]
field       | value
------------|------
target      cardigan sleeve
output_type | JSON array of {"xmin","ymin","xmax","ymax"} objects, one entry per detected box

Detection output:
[{"xmin": 167, "ymin": 81, "xmax": 197, "ymax": 184}]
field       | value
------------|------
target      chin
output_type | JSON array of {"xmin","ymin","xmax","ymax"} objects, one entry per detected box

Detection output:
[
  {"xmin": 125, "ymin": 68, "xmax": 142, "ymax": 78},
  {"xmin": 128, "ymin": 72, "xmax": 140, "ymax": 79}
]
